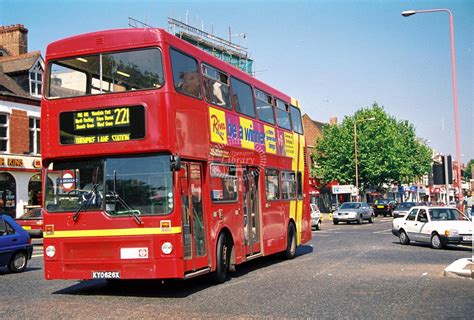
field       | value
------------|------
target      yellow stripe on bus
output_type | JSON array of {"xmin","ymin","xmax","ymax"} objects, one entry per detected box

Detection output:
[{"xmin": 43, "ymin": 227, "xmax": 182, "ymax": 238}]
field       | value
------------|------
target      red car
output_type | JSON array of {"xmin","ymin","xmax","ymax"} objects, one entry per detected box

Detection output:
[{"xmin": 15, "ymin": 208, "xmax": 43, "ymax": 238}]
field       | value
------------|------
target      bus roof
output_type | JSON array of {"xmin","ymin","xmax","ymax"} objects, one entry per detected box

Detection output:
[{"xmin": 45, "ymin": 28, "xmax": 300, "ymax": 108}]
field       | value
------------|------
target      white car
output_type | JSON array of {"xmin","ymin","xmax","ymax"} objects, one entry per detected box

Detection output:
[
  {"xmin": 392, "ymin": 206, "xmax": 472, "ymax": 249},
  {"xmin": 310, "ymin": 204, "xmax": 321, "ymax": 230}
]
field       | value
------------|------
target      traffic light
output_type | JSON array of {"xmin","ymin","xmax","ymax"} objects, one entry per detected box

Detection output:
[{"xmin": 432, "ymin": 155, "xmax": 453, "ymax": 185}]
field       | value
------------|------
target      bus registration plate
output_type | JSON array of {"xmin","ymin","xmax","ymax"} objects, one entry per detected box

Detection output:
[{"xmin": 92, "ymin": 271, "xmax": 121, "ymax": 279}]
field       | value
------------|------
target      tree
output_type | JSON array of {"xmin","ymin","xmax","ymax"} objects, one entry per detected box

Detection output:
[
  {"xmin": 312, "ymin": 103, "xmax": 432, "ymax": 192},
  {"xmin": 463, "ymin": 159, "xmax": 474, "ymax": 180}
]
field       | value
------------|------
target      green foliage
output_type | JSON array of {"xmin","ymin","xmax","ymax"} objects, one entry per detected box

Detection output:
[
  {"xmin": 463, "ymin": 159, "xmax": 474, "ymax": 180},
  {"xmin": 312, "ymin": 103, "xmax": 432, "ymax": 191}
]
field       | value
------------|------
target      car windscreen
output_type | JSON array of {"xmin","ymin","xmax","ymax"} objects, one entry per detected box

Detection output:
[
  {"xmin": 397, "ymin": 203, "xmax": 416, "ymax": 209},
  {"xmin": 375, "ymin": 199, "xmax": 389, "ymax": 204},
  {"xmin": 340, "ymin": 203, "xmax": 360, "ymax": 209},
  {"xmin": 429, "ymin": 208, "xmax": 466, "ymax": 221}
]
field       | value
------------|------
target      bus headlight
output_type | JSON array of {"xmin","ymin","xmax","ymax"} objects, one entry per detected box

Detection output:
[
  {"xmin": 45, "ymin": 245, "xmax": 56, "ymax": 258},
  {"xmin": 161, "ymin": 242, "xmax": 173, "ymax": 255}
]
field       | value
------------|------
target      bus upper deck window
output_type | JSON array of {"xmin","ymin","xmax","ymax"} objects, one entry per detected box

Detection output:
[{"xmin": 46, "ymin": 48, "xmax": 164, "ymax": 99}]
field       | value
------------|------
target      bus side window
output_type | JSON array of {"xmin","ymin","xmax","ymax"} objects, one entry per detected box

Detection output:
[
  {"xmin": 170, "ymin": 48, "xmax": 201, "ymax": 99},
  {"xmin": 265, "ymin": 169, "xmax": 280, "ymax": 200},
  {"xmin": 255, "ymin": 89, "xmax": 275, "ymax": 125},
  {"xmin": 231, "ymin": 77, "xmax": 256, "ymax": 118},
  {"xmin": 275, "ymin": 99, "xmax": 292, "ymax": 131},
  {"xmin": 202, "ymin": 64, "xmax": 231, "ymax": 109},
  {"xmin": 290, "ymin": 105, "xmax": 304, "ymax": 134}
]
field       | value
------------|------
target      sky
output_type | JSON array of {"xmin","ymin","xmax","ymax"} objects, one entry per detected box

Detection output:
[{"xmin": 2, "ymin": 0, "xmax": 473, "ymax": 161}]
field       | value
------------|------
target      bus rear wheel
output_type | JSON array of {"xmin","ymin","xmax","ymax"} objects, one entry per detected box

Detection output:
[
  {"xmin": 283, "ymin": 223, "xmax": 297, "ymax": 260},
  {"xmin": 213, "ymin": 233, "xmax": 231, "ymax": 283}
]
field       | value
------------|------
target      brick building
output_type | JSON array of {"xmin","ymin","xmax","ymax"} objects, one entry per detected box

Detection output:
[
  {"xmin": 302, "ymin": 114, "xmax": 339, "ymax": 212},
  {"xmin": 0, "ymin": 24, "xmax": 43, "ymax": 218}
]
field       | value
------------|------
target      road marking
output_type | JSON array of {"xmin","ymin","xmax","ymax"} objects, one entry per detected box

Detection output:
[
  {"xmin": 373, "ymin": 229, "xmax": 392, "ymax": 234},
  {"xmin": 32, "ymin": 254, "xmax": 44, "ymax": 258}
]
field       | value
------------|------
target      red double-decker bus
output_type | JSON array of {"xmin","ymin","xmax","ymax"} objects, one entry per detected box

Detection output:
[{"xmin": 41, "ymin": 28, "xmax": 311, "ymax": 282}]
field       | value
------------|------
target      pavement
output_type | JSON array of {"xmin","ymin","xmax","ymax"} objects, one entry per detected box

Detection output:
[
  {"xmin": 321, "ymin": 212, "xmax": 473, "ymax": 279},
  {"xmin": 444, "ymin": 258, "xmax": 473, "ymax": 279}
]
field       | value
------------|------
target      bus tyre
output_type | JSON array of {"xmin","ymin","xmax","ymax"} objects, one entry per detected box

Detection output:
[
  {"xmin": 213, "ymin": 233, "xmax": 230, "ymax": 283},
  {"xmin": 8, "ymin": 251, "xmax": 28, "ymax": 273},
  {"xmin": 284, "ymin": 223, "xmax": 297, "ymax": 260}
]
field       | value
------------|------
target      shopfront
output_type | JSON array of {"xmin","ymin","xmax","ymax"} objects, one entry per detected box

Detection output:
[{"xmin": 0, "ymin": 155, "xmax": 42, "ymax": 218}]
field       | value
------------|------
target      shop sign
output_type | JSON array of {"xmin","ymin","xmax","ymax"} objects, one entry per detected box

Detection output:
[
  {"xmin": 0, "ymin": 155, "xmax": 41, "ymax": 170},
  {"xmin": 332, "ymin": 185, "xmax": 355, "ymax": 194}
]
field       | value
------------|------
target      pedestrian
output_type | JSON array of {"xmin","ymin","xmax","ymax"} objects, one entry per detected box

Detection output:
[{"xmin": 465, "ymin": 192, "xmax": 473, "ymax": 218}]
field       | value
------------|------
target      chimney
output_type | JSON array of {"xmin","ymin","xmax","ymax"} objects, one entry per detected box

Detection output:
[
  {"xmin": 0, "ymin": 24, "xmax": 28, "ymax": 56},
  {"xmin": 329, "ymin": 116, "xmax": 337, "ymax": 125}
]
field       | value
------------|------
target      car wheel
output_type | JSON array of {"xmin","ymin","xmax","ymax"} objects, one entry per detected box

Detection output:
[
  {"xmin": 333, "ymin": 220, "xmax": 339, "ymax": 225},
  {"xmin": 8, "ymin": 251, "xmax": 28, "ymax": 273},
  {"xmin": 399, "ymin": 230, "xmax": 410, "ymax": 245},
  {"xmin": 283, "ymin": 223, "xmax": 297, "ymax": 260},
  {"xmin": 212, "ymin": 233, "xmax": 231, "ymax": 283},
  {"xmin": 383, "ymin": 213, "xmax": 387, "ymax": 217},
  {"xmin": 357, "ymin": 215, "xmax": 363, "ymax": 224},
  {"xmin": 431, "ymin": 233, "xmax": 444, "ymax": 249},
  {"xmin": 315, "ymin": 221, "xmax": 321, "ymax": 230},
  {"xmin": 369, "ymin": 215, "xmax": 374, "ymax": 223},
  {"xmin": 374, "ymin": 213, "xmax": 378, "ymax": 217}
]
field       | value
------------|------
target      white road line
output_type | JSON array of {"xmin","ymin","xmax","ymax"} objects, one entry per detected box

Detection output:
[
  {"xmin": 373, "ymin": 229, "xmax": 392, "ymax": 234},
  {"xmin": 32, "ymin": 254, "xmax": 44, "ymax": 258}
]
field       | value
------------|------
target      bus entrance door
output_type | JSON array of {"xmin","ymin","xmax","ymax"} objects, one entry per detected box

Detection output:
[
  {"xmin": 179, "ymin": 163, "xmax": 208, "ymax": 272},
  {"xmin": 243, "ymin": 167, "xmax": 261, "ymax": 257}
]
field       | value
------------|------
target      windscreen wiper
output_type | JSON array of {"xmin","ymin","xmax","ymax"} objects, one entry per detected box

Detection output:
[
  {"xmin": 72, "ymin": 183, "xmax": 100, "ymax": 222},
  {"xmin": 112, "ymin": 191, "xmax": 143, "ymax": 225}
]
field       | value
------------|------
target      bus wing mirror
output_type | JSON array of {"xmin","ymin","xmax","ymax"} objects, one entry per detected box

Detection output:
[{"xmin": 170, "ymin": 155, "xmax": 181, "ymax": 171}]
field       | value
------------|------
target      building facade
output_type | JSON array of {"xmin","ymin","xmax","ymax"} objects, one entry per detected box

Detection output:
[{"xmin": 0, "ymin": 24, "xmax": 43, "ymax": 218}]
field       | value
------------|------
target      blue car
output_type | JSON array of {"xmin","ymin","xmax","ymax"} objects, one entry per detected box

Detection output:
[{"xmin": 0, "ymin": 214, "xmax": 33, "ymax": 273}]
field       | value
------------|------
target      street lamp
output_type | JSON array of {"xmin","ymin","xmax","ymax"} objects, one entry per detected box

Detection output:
[
  {"xmin": 354, "ymin": 117, "xmax": 375, "ymax": 201},
  {"xmin": 401, "ymin": 8, "xmax": 464, "ymax": 210}
]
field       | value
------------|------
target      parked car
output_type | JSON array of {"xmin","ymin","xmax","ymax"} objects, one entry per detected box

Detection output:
[
  {"xmin": 392, "ymin": 202, "xmax": 417, "ymax": 218},
  {"xmin": 333, "ymin": 202, "xmax": 374, "ymax": 225},
  {"xmin": 392, "ymin": 206, "xmax": 472, "ymax": 249},
  {"xmin": 15, "ymin": 207, "xmax": 43, "ymax": 238},
  {"xmin": 310, "ymin": 204, "xmax": 321, "ymax": 230},
  {"xmin": 0, "ymin": 213, "xmax": 33, "ymax": 273},
  {"xmin": 372, "ymin": 199, "xmax": 394, "ymax": 217}
]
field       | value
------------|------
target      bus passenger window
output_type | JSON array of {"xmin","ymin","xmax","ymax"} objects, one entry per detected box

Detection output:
[
  {"xmin": 170, "ymin": 48, "xmax": 201, "ymax": 98},
  {"xmin": 210, "ymin": 164, "xmax": 237, "ymax": 202},
  {"xmin": 276, "ymin": 99, "xmax": 291, "ymax": 130},
  {"xmin": 202, "ymin": 64, "xmax": 231, "ymax": 108},
  {"xmin": 290, "ymin": 106, "xmax": 303, "ymax": 134},
  {"xmin": 255, "ymin": 89, "xmax": 275, "ymax": 124},
  {"xmin": 265, "ymin": 169, "xmax": 280, "ymax": 200},
  {"xmin": 281, "ymin": 172, "xmax": 296, "ymax": 200},
  {"xmin": 231, "ymin": 77, "xmax": 255, "ymax": 118}
]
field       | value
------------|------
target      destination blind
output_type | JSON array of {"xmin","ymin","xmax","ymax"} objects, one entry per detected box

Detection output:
[{"xmin": 59, "ymin": 105, "xmax": 145, "ymax": 145}]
